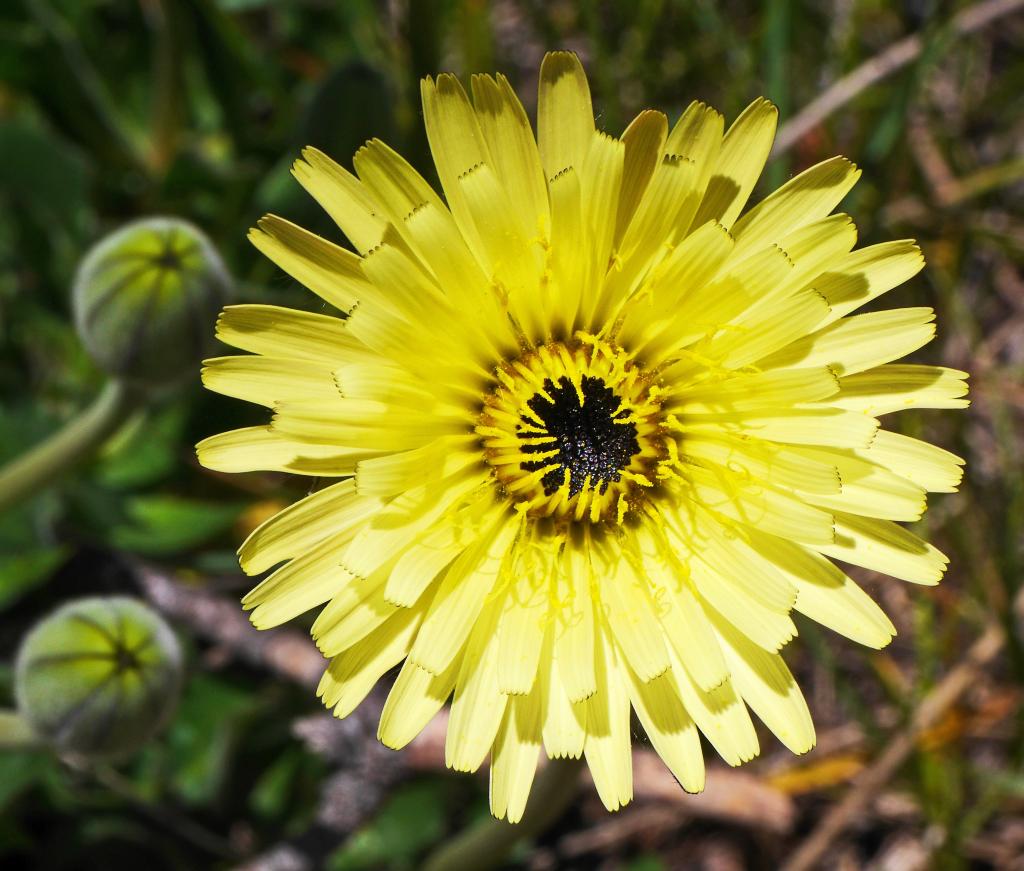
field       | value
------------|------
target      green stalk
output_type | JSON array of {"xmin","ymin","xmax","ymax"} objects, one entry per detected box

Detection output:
[
  {"xmin": 422, "ymin": 757, "xmax": 583, "ymax": 871},
  {"xmin": 26, "ymin": 0, "xmax": 149, "ymax": 172},
  {"xmin": 0, "ymin": 380, "xmax": 140, "ymax": 515},
  {"xmin": 0, "ymin": 710, "xmax": 40, "ymax": 749},
  {"xmin": 146, "ymin": 0, "xmax": 183, "ymax": 172}
]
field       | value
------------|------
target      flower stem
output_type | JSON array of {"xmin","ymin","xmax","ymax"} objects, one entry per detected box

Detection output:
[
  {"xmin": 0, "ymin": 379, "xmax": 140, "ymax": 515},
  {"xmin": 422, "ymin": 756, "xmax": 583, "ymax": 871},
  {"xmin": 0, "ymin": 710, "xmax": 40, "ymax": 749}
]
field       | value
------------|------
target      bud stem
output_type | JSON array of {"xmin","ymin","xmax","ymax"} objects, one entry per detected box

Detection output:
[
  {"xmin": 421, "ymin": 756, "xmax": 583, "ymax": 871},
  {"xmin": 0, "ymin": 379, "xmax": 141, "ymax": 514},
  {"xmin": 0, "ymin": 709, "xmax": 40, "ymax": 749}
]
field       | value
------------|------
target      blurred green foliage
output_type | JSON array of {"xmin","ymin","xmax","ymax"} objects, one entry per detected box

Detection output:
[{"xmin": 1, "ymin": 0, "xmax": 1022, "ymax": 869}]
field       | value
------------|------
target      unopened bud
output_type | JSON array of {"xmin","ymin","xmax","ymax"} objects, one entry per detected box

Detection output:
[
  {"xmin": 72, "ymin": 217, "xmax": 231, "ymax": 385},
  {"xmin": 15, "ymin": 597, "xmax": 183, "ymax": 759}
]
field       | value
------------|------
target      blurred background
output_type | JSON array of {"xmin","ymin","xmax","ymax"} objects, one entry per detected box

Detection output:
[{"xmin": 1, "ymin": 1, "xmax": 1023, "ymax": 869}]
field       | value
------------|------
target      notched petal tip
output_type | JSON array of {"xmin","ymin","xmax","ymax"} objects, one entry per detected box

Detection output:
[{"xmin": 541, "ymin": 49, "xmax": 585, "ymax": 71}]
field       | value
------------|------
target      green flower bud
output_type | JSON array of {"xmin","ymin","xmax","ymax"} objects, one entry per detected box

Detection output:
[
  {"xmin": 72, "ymin": 217, "xmax": 231, "ymax": 385},
  {"xmin": 15, "ymin": 596, "xmax": 183, "ymax": 759}
]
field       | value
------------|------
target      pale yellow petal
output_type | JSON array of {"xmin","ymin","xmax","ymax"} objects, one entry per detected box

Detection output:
[
  {"xmin": 195, "ymin": 426, "xmax": 371, "ymax": 476},
  {"xmin": 497, "ymin": 534, "xmax": 556, "ymax": 695},
  {"xmin": 537, "ymin": 51, "xmax": 594, "ymax": 178},
  {"xmin": 446, "ymin": 598, "xmax": 508, "ymax": 772},
  {"xmin": 272, "ymin": 397, "xmax": 465, "ymax": 452},
  {"xmin": 634, "ymin": 522, "xmax": 729, "ymax": 692},
  {"xmin": 547, "ymin": 165, "xmax": 585, "ymax": 335},
  {"xmin": 861, "ymin": 430, "xmax": 964, "ymax": 494},
  {"xmin": 398, "ymin": 200, "xmax": 514, "ymax": 353},
  {"xmin": 340, "ymin": 144, "xmax": 509, "ymax": 353},
  {"xmin": 596, "ymin": 546, "xmax": 671, "ymax": 683},
  {"xmin": 312, "ymin": 566, "xmax": 400, "ymax": 656},
  {"xmin": 669, "ymin": 644, "xmax": 759, "ymax": 766},
  {"xmin": 692, "ymin": 97, "xmax": 777, "ymax": 229},
  {"xmin": 644, "ymin": 241, "xmax": 794, "ymax": 357},
  {"xmin": 677, "ymin": 367, "xmax": 840, "ymax": 412},
  {"xmin": 707, "ymin": 289, "xmax": 833, "ymax": 370},
  {"xmin": 819, "ymin": 512, "xmax": 949, "ymax": 585},
  {"xmin": 201, "ymin": 355, "xmax": 338, "ymax": 408},
  {"xmin": 794, "ymin": 446, "xmax": 927, "ymax": 521},
  {"xmin": 760, "ymin": 307, "xmax": 936, "ymax": 376},
  {"xmin": 355, "ymin": 435, "xmax": 480, "ymax": 497},
  {"xmin": 553, "ymin": 542, "xmax": 597, "ymax": 703},
  {"xmin": 352, "ymin": 138, "xmax": 447, "ymax": 240},
  {"xmin": 318, "ymin": 601, "xmax": 423, "ymax": 718},
  {"xmin": 616, "ymin": 219, "xmax": 734, "ymax": 356},
  {"xmin": 827, "ymin": 365, "xmax": 969, "ymax": 416},
  {"xmin": 746, "ymin": 531, "xmax": 895, "ymax": 649},
  {"xmin": 689, "ymin": 560, "xmax": 798, "ymax": 654},
  {"xmin": 625, "ymin": 665, "xmax": 704, "ymax": 793},
  {"xmin": 343, "ymin": 295, "xmax": 480, "ymax": 379},
  {"xmin": 602, "ymin": 156, "xmax": 699, "ymax": 315},
  {"xmin": 249, "ymin": 215, "xmax": 371, "ymax": 311},
  {"xmin": 580, "ymin": 132, "xmax": 626, "ymax": 326},
  {"xmin": 708, "ymin": 610, "xmax": 816, "ymax": 754},
  {"xmin": 679, "ymin": 407, "xmax": 879, "ymax": 449},
  {"xmin": 292, "ymin": 146, "xmax": 386, "ymax": 254},
  {"xmin": 379, "ymin": 658, "xmax": 459, "ymax": 750},
  {"xmin": 490, "ymin": 688, "xmax": 542, "ymax": 823},
  {"xmin": 690, "ymin": 512, "xmax": 799, "ymax": 612},
  {"xmin": 215, "ymin": 304, "xmax": 365, "ymax": 363},
  {"xmin": 615, "ymin": 109, "xmax": 668, "ymax": 245},
  {"xmin": 663, "ymin": 100, "xmax": 724, "ymax": 211},
  {"xmin": 771, "ymin": 213, "xmax": 859, "ymax": 282},
  {"xmin": 470, "ymin": 73, "xmax": 549, "ymax": 236},
  {"xmin": 384, "ymin": 496, "xmax": 498, "ymax": 608},
  {"xmin": 421, "ymin": 73, "xmax": 493, "ymax": 262},
  {"xmin": 674, "ymin": 465, "xmax": 836, "ymax": 545},
  {"xmin": 244, "ymin": 529, "xmax": 356, "ymax": 630},
  {"xmin": 816, "ymin": 240, "xmax": 925, "ymax": 326},
  {"xmin": 457, "ymin": 162, "xmax": 543, "ymax": 330},
  {"xmin": 583, "ymin": 630, "xmax": 633, "ymax": 811},
  {"xmin": 238, "ymin": 478, "xmax": 382, "ymax": 575},
  {"xmin": 730, "ymin": 156, "xmax": 860, "ymax": 257},
  {"xmin": 343, "ymin": 469, "xmax": 489, "ymax": 579},
  {"xmin": 541, "ymin": 627, "xmax": 587, "ymax": 758},
  {"xmin": 359, "ymin": 239, "xmax": 451, "ymax": 323},
  {"xmin": 681, "ymin": 433, "xmax": 842, "ymax": 495},
  {"xmin": 409, "ymin": 511, "xmax": 519, "ymax": 675}
]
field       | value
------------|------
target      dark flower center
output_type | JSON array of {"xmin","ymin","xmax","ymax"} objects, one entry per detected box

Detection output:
[{"xmin": 520, "ymin": 376, "xmax": 640, "ymax": 497}]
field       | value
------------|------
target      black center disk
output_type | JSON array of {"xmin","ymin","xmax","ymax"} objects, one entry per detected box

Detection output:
[{"xmin": 520, "ymin": 375, "xmax": 640, "ymax": 497}]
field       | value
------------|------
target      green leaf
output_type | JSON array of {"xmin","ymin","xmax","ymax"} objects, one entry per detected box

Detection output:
[
  {"xmin": 106, "ymin": 495, "xmax": 243, "ymax": 556},
  {"xmin": 163, "ymin": 674, "xmax": 259, "ymax": 806},
  {"xmin": 0, "ymin": 546, "xmax": 69, "ymax": 610},
  {"xmin": 329, "ymin": 780, "xmax": 448, "ymax": 870},
  {"xmin": 625, "ymin": 856, "xmax": 667, "ymax": 871},
  {"xmin": 0, "ymin": 406, "xmax": 68, "ymax": 608},
  {"xmin": 0, "ymin": 118, "xmax": 91, "ymax": 228},
  {"xmin": 249, "ymin": 747, "xmax": 302, "ymax": 819},
  {"xmin": 301, "ymin": 61, "xmax": 395, "ymax": 162},
  {"xmin": 93, "ymin": 403, "xmax": 189, "ymax": 490},
  {"xmin": 181, "ymin": 0, "xmax": 267, "ymax": 145},
  {"xmin": 215, "ymin": 0, "xmax": 277, "ymax": 11},
  {"xmin": 0, "ymin": 750, "xmax": 56, "ymax": 813}
]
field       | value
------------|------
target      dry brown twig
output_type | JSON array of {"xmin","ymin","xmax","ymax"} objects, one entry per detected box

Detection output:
[
  {"xmin": 906, "ymin": 111, "xmax": 959, "ymax": 204},
  {"xmin": 134, "ymin": 561, "xmax": 324, "ymax": 689},
  {"xmin": 771, "ymin": 0, "xmax": 1024, "ymax": 157},
  {"xmin": 780, "ymin": 598, "xmax": 1016, "ymax": 871}
]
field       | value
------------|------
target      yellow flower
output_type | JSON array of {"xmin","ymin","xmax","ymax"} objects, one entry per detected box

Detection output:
[{"xmin": 198, "ymin": 52, "xmax": 968, "ymax": 821}]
